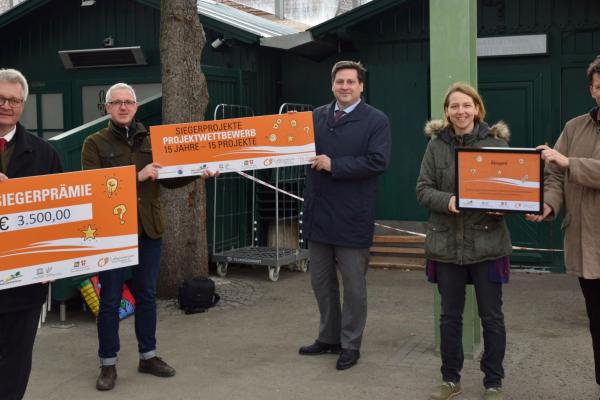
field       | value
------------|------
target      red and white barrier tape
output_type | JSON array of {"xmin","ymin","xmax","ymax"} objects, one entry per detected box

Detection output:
[
  {"xmin": 236, "ymin": 171, "xmax": 305, "ymax": 202},
  {"xmin": 374, "ymin": 222, "xmax": 426, "ymax": 238},
  {"xmin": 235, "ymin": 171, "xmax": 563, "ymax": 253}
]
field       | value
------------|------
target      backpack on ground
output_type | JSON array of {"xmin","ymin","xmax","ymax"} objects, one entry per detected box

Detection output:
[{"xmin": 178, "ymin": 277, "xmax": 220, "ymax": 314}]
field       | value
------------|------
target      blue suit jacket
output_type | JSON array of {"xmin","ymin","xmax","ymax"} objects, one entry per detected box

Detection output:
[{"xmin": 303, "ymin": 100, "xmax": 392, "ymax": 248}]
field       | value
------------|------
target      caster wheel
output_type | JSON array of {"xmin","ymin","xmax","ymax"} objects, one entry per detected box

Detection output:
[
  {"xmin": 297, "ymin": 259, "xmax": 308, "ymax": 273},
  {"xmin": 216, "ymin": 262, "xmax": 228, "ymax": 277},
  {"xmin": 268, "ymin": 266, "xmax": 280, "ymax": 282}
]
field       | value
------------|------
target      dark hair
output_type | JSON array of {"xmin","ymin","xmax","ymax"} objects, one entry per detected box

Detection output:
[
  {"xmin": 442, "ymin": 82, "xmax": 487, "ymax": 127},
  {"xmin": 587, "ymin": 55, "xmax": 600, "ymax": 83},
  {"xmin": 331, "ymin": 61, "xmax": 366, "ymax": 83}
]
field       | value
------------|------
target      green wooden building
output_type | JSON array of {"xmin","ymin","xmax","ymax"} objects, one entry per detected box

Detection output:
[
  {"xmin": 2, "ymin": 0, "xmax": 599, "ymax": 273},
  {"xmin": 277, "ymin": 0, "xmax": 600, "ymax": 270},
  {"xmin": 0, "ymin": 0, "xmax": 291, "ymax": 143}
]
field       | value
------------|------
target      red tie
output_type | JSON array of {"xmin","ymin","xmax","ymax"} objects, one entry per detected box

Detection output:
[
  {"xmin": 334, "ymin": 110, "xmax": 345, "ymax": 122},
  {"xmin": 0, "ymin": 138, "xmax": 6, "ymax": 153}
]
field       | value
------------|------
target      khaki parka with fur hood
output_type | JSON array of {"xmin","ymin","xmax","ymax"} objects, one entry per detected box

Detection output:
[{"xmin": 416, "ymin": 120, "xmax": 513, "ymax": 265}]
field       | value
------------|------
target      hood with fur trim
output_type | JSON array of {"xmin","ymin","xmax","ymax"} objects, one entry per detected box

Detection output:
[{"xmin": 424, "ymin": 119, "xmax": 511, "ymax": 143}]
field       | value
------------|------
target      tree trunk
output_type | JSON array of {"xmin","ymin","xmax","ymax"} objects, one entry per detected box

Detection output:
[{"xmin": 158, "ymin": 0, "xmax": 210, "ymax": 298}]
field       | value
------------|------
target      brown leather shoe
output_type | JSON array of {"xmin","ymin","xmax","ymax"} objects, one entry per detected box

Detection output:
[
  {"xmin": 96, "ymin": 365, "xmax": 117, "ymax": 391},
  {"xmin": 138, "ymin": 357, "xmax": 176, "ymax": 377}
]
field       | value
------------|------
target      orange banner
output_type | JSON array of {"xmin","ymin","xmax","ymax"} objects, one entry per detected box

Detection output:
[
  {"xmin": 150, "ymin": 112, "xmax": 315, "ymax": 177},
  {"xmin": 0, "ymin": 166, "xmax": 138, "ymax": 290},
  {"xmin": 456, "ymin": 148, "xmax": 543, "ymax": 213}
]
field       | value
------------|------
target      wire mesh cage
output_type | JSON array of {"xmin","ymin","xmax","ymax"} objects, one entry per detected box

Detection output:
[{"xmin": 209, "ymin": 103, "xmax": 313, "ymax": 281}]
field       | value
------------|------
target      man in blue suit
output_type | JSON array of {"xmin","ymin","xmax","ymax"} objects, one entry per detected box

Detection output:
[{"xmin": 299, "ymin": 60, "xmax": 392, "ymax": 370}]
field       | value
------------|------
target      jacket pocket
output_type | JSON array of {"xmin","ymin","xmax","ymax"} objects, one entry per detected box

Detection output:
[
  {"xmin": 560, "ymin": 214, "xmax": 571, "ymax": 231},
  {"xmin": 435, "ymin": 162, "xmax": 453, "ymax": 192},
  {"xmin": 425, "ymin": 223, "xmax": 449, "ymax": 258},
  {"xmin": 98, "ymin": 150, "xmax": 125, "ymax": 168},
  {"xmin": 151, "ymin": 199, "xmax": 165, "ymax": 236},
  {"xmin": 136, "ymin": 145, "xmax": 153, "ymax": 169},
  {"xmin": 471, "ymin": 221, "xmax": 510, "ymax": 259}
]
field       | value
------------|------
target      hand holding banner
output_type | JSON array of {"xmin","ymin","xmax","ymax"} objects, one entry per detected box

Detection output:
[
  {"xmin": 150, "ymin": 112, "xmax": 315, "ymax": 177},
  {"xmin": 0, "ymin": 166, "xmax": 138, "ymax": 290}
]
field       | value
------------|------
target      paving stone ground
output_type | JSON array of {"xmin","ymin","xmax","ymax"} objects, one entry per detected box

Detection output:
[{"xmin": 26, "ymin": 267, "xmax": 600, "ymax": 400}]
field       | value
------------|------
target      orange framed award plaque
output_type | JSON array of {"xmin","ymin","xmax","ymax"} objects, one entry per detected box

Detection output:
[{"xmin": 455, "ymin": 147, "xmax": 543, "ymax": 214}]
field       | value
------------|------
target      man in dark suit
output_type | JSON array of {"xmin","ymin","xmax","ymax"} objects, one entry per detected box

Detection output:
[
  {"xmin": 299, "ymin": 61, "xmax": 392, "ymax": 370},
  {"xmin": 0, "ymin": 68, "xmax": 63, "ymax": 400}
]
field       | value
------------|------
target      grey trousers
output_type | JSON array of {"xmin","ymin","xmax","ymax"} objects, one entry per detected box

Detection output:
[{"xmin": 308, "ymin": 240, "xmax": 370, "ymax": 350}]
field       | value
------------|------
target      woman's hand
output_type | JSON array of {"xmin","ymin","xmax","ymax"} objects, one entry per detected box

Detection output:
[{"xmin": 448, "ymin": 195, "xmax": 460, "ymax": 214}]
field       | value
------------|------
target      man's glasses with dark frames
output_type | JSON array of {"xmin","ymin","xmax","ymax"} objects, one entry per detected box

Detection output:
[
  {"xmin": 0, "ymin": 96, "xmax": 24, "ymax": 107},
  {"xmin": 106, "ymin": 100, "xmax": 137, "ymax": 107}
]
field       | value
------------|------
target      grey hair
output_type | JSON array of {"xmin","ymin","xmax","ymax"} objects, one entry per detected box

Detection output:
[
  {"xmin": 0, "ymin": 68, "xmax": 29, "ymax": 101},
  {"xmin": 105, "ymin": 82, "xmax": 137, "ymax": 103}
]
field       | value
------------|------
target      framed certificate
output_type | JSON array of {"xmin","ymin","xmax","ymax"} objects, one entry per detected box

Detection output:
[{"xmin": 455, "ymin": 147, "xmax": 543, "ymax": 214}]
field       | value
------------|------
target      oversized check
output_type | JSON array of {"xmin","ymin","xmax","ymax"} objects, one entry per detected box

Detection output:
[
  {"xmin": 0, "ymin": 166, "xmax": 138, "ymax": 290},
  {"xmin": 150, "ymin": 112, "xmax": 315, "ymax": 177},
  {"xmin": 455, "ymin": 147, "xmax": 543, "ymax": 214}
]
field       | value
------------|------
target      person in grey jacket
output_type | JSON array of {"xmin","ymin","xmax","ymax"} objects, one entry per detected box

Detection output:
[
  {"xmin": 299, "ymin": 60, "xmax": 391, "ymax": 371},
  {"xmin": 527, "ymin": 55, "xmax": 600, "ymax": 391},
  {"xmin": 416, "ymin": 83, "xmax": 511, "ymax": 400}
]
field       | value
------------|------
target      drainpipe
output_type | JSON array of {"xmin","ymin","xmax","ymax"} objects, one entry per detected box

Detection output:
[
  {"xmin": 430, "ymin": 0, "xmax": 480, "ymax": 360},
  {"xmin": 274, "ymin": 0, "xmax": 284, "ymax": 19}
]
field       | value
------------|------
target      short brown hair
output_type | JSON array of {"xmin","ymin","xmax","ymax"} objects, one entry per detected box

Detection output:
[
  {"xmin": 331, "ymin": 61, "xmax": 366, "ymax": 83},
  {"xmin": 443, "ymin": 82, "xmax": 487, "ymax": 126},
  {"xmin": 587, "ymin": 55, "xmax": 600, "ymax": 83}
]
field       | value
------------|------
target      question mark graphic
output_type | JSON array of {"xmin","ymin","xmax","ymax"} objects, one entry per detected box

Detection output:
[{"xmin": 113, "ymin": 204, "xmax": 127, "ymax": 224}]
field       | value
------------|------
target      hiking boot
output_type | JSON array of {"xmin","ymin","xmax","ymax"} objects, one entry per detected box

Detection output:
[
  {"xmin": 430, "ymin": 381, "xmax": 462, "ymax": 400},
  {"xmin": 138, "ymin": 357, "xmax": 176, "ymax": 377},
  {"xmin": 96, "ymin": 365, "xmax": 117, "ymax": 391},
  {"xmin": 483, "ymin": 387, "xmax": 504, "ymax": 400}
]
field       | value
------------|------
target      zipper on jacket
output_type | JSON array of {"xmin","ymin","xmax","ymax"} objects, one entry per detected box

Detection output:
[{"xmin": 454, "ymin": 135, "xmax": 464, "ymax": 264}]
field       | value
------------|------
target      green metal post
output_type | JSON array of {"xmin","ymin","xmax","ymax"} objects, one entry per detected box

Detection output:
[{"xmin": 429, "ymin": 0, "xmax": 481, "ymax": 359}]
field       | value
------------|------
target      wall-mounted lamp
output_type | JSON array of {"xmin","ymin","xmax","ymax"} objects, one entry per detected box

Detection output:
[
  {"xmin": 103, "ymin": 36, "xmax": 115, "ymax": 47},
  {"xmin": 81, "ymin": 0, "xmax": 96, "ymax": 6},
  {"xmin": 211, "ymin": 37, "xmax": 226, "ymax": 49}
]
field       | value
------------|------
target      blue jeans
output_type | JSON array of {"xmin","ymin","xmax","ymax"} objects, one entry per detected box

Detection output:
[
  {"xmin": 436, "ymin": 261, "xmax": 506, "ymax": 389},
  {"xmin": 97, "ymin": 232, "xmax": 162, "ymax": 365}
]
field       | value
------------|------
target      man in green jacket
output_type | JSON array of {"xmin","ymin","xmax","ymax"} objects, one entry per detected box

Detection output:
[{"xmin": 82, "ymin": 82, "xmax": 216, "ymax": 391}]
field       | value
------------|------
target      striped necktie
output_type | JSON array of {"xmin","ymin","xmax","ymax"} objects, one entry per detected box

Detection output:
[{"xmin": 334, "ymin": 109, "xmax": 345, "ymax": 122}]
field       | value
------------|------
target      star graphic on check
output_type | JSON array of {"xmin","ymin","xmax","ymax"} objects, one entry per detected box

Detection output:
[{"xmin": 82, "ymin": 225, "xmax": 97, "ymax": 241}]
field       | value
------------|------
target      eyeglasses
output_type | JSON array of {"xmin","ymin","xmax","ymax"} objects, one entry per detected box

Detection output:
[
  {"xmin": 0, "ymin": 96, "xmax": 24, "ymax": 108},
  {"xmin": 106, "ymin": 100, "xmax": 137, "ymax": 107}
]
